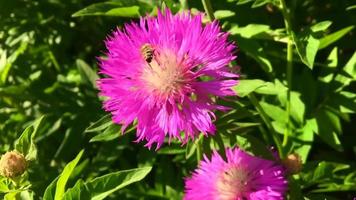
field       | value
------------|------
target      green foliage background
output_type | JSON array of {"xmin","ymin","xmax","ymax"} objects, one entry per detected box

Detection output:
[{"xmin": 0, "ymin": 0, "xmax": 355, "ymax": 199}]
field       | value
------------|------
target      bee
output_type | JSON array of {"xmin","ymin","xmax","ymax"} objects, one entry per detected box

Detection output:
[{"xmin": 140, "ymin": 43, "xmax": 155, "ymax": 63}]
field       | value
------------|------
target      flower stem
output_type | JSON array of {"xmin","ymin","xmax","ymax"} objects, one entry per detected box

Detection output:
[
  {"xmin": 201, "ymin": 0, "xmax": 215, "ymax": 21},
  {"xmin": 180, "ymin": 0, "xmax": 188, "ymax": 10},
  {"xmin": 248, "ymin": 94, "xmax": 284, "ymax": 157},
  {"xmin": 279, "ymin": 0, "xmax": 294, "ymax": 147},
  {"xmin": 214, "ymin": 132, "xmax": 226, "ymax": 160},
  {"xmin": 196, "ymin": 134, "xmax": 203, "ymax": 163}
]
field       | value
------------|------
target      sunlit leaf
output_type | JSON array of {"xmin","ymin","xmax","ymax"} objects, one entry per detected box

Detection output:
[
  {"xmin": 14, "ymin": 116, "xmax": 45, "ymax": 161},
  {"xmin": 0, "ymin": 33, "xmax": 29, "ymax": 85},
  {"xmin": 260, "ymin": 102, "xmax": 288, "ymax": 124},
  {"xmin": 290, "ymin": 92, "xmax": 305, "ymax": 124},
  {"xmin": 43, "ymin": 178, "xmax": 58, "ymax": 200},
  {"xmin": 76, "ymin": 59, "xmax": 99, "ymax": 88},
  {"xmin": 231, "ymin": 0, "xmax": 279, "ymax": 7},
  {"xmin": 54, "ymin": 150, "xmax": 84, "ymax": 200},
  {"xmin": 230, "ymin": 24, "xmax": 270, "ymax": 38},
  {"xmin": 234, "ymin": 79, "xmax": 266, "ymax": 97},
  {"xmin": 234, "ymin": 37, "xmax": 273, "ymax": 72},
  {"xmin": 342, "ymin": 51, "xmax": 356, "ymax": 79},
  {"xmin": 254, "ymin": 79, "xmax": 288, "ymax": 95},
  {"xmin": 85, "ymin": 115, "xmax": 112, "ymax": 133},
  {"xmin": 72, "ymin": 1, "xmax": 152, "ymax": 17},
  {"xmin": 214, "ymin": 10, "xmax": 235, "ymax": 19},
  {"xmin": 319, "ymin": 26, "xmax": 354, "ymax": 49},
  {"xmin": 294, "ymin": 119, "xmax": 315, "ymax": 163},
  {"xmin": 328, "ymin": 91, "xmax": 356, "ymax": 114},
  {"xmin": 315, "ymin": 109, "xmax": 343, "ymax": 151},
  {"xmin": 320, "ymin": 47, "xmax": 338, "ymax": 83},
  {"xmin": 334, "ymin": 52, "xmax": 356, "ymax": 89},
  {"xmin": 62, "ymin": 180, "xmax": 90, "ymax": 200},
  {"xmin": 89, "ymin": 123, "xmax": 121, "ymax": 142},
  {"xmin": 86, "ymin": 167, "xmax": 152, "ymax": 200},
  {"xmin": 310, "ymin": 21, "xmax": 332, "ymax": 32},
  {"xmin": 294, "ymin": 30, "xmax": 320, "ymax": 69},
  {"xmin": 346, "ymin": 5, "xmax": 356, "ymax": 11}
]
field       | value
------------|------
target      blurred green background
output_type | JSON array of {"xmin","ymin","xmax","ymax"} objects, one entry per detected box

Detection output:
[{"xmin": 0, "ymin": 0, "xmax": 355, "ymax": 199}]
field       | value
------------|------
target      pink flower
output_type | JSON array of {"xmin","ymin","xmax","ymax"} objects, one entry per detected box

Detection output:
[
  {"xmin": 98, "ymin": 9, "xmax": 238, "ymax": 149},
  {"xmin": 184, "ymin": 148, "xmax": 288, "ymax": 200}
]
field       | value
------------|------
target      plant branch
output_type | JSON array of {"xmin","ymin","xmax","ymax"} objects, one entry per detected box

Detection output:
[
  {"xmin": 202, "ymin": 0, "xmax": 215, "ymax": 21},
  {"xmin": 180, "ymin": 0, "xmax": 188, "ymax": 10},
  {"xmin": 248, "ymin": 94, "xmax": 284, "ymax": 157},
  {"xmin": 279, "ymin": 0, "xmax": 294, "ymax": 148}
]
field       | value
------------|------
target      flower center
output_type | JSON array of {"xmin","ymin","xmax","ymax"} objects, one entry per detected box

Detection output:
[
  {"xmin": 141, "ymin": 49, "xmax": 187, "ymax": 97},
  {"xmin": 216, "ymin": 166, "xmax": 250, "ymax": 200}
]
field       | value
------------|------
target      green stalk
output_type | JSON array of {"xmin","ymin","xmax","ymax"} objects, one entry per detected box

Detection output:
[
  {"xmin": 200, "ymin": 0, "xmax": 227, "ymax": 160},
  {"xmin": 201, "ymin": 0, "xmax": 215, "ymax": 21},
  {"xmin": 248, "ymin": 94, "xmax": 284, "ymax": 157},
  {"xmin": 214, "ymin": 132, "xmax": 226, "ymax": 160},
  {"xmin": 48, "ymin": 50, "xmax": 61, "ymax": 72},
  {"xmin": 180, "ymin": 0, "xmax": 188, "ymax": 10},
  {"xmin": 279, "ymin": 0, "xmax": 294, "ymax": 147},
  {"xmin": 196, "ymin": 134, "xmax": 203, "ymax": 163}
]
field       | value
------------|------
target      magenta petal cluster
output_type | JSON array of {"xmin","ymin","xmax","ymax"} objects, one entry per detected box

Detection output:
[
  {"xmin": 184, "ymin": 148, "xmax": 288, "ymax": 200},
  {"xmin": 98, "ymin": 9, "xmax": 238, "ymax": 149}
]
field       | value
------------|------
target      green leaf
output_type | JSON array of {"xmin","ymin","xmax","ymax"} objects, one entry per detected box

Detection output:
[
  {"xmin": 86, "ymin": 167, "xmax": 152, "ymax": 200},
  {"xmin": 290, "ymin": 92, "xmax": 305, "ymax": 124},
  {"xmin": 294, "ymin": 119, "xmax": 315, "ymax": 163},
  {"xmin": 294, "ymin": 30, "xmax": 320, "ymax": 69},
  {"xmin": 72, "ymin": 1, "xmax": 148, "ymax": 18},
  {"xmin": 157, "ymin": 145, "xmax": 186, "ymax": 155},
  {"xmin": 14, "ymin": 116, "xmax": 45, "ymax": 161},
  {"xmin": 320, "ymin": 47, "xmax": 338, "ymax": 83},
  {"xmin": 54, "ymin": 150, "xmax": 84, "ymax": 200},
  {"xmin": 0, "ymin": 178, "xmax": 9, "ymax": 193},
  {"xmin": 223, "ymin": 0, "xmax": 281, "ymax": 8},
  {"xmin": 288, "ymin": 177, "xmax": 304, "ymax": 200},
  {"xmin": 260, "ymin": 102, "xmax": 288, "ymax": 123},
  {"xmin": 0, "ymin": 50, "xmax": 7, "ymax": 79},
  {"xmin": 310, "ymin": 21, "xmax": 332, "ymax": 32},
  {"xmin": 4, "ymin": 190, "xmax": 34, "ymax": 200},
  {"xmin": 305, "ymin": 194, "xmax": 340, "ymax": 200},
  {"xmin": 185, "ymin": 141, "xmax": 197, "ymax": 160},
  {"xmin": 302, "ymin": 161, "xmax": 342, "ymax": 185},
  {"xmin": 333, "ymin": 52, "xmax": 356, "ymax": 88},
  {"xmin": 293, "ymin": 21, "xmax": 334, "ymax": 69},
  {"xmin": 254, "ymin": 79, "xmax": 288, "ymax": 95},
  {"xmin": 4, "ymin": 191, "xmax": 18, "ymax": 200},
  {"xmin": 62, "ymin": 180, "xmax": 91, "ymax": 200},
  {"xmin": 234, "ymin": 37, "xmax": 273, "ymax": 72},
  {"xmin": 234, "ymin": 79, "xmax": 266, "ymax": 97},
  {"xmin": 318, "ymin": 26, "xmax": 354, "ymax": 49},
  {"xmin": 301, "ymin": 161, "xmax": 355, "ymax": 192},
  {"xmin": 233, "ymin": 0, "xmax": 253, "ymax": 5},
  {"xmin": 346, "ymin": 5, "xmax": 356, "ymax": 11},
  {"xmin": 328, "ymin": 91, "xmax": 356, "ymax": 114},
  {"xmin": 76, "ymin": 59, "xmax": 99, "ymax": 88},
  {"xmin": 235, "ymin": 134, "xmax": 274, "ymax": 160},
  {"xmin": 343, "ymin": 51, "xmax": 356, "ymax": 79},
  {"xmin": 235, "ymin": 79, "xmax": 287, "ymax": 98},
  {"xmin": 18, "ymin": 191, "xmax": 34, "ymax": 200},
  {"xmin": 315, "ymin": 109, "xmax": 342, "ymax": 151},
  {"xmin": 85, "ymin": 114, "xmax": 112, "ymax": 133},
  {"xmin": 90, "ymin": 123, "xmax": 121, "ymax": 142},
  {"xmin": 0, "ymin": 36, "xmax": 29, "ymax": 85},
  {"xmin": 230, "ymin": 24, "xmax": 271, "ymax": 38},
  {"xmin": 43, "ymin": 177, "xmax": 58, "ymax": 200},
  {"xmin": 214, "ymin": 10, "xmax": 235, "ymax": 19}
]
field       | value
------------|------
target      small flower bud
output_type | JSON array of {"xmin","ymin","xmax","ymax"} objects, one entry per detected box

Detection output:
[
  {"xmin": 0, "ymin": 151, "xmax": 27, "ymax": 178},
  {"xmin": 282, "ymin": 153, "xmax": 302, "ymax": 174}
]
